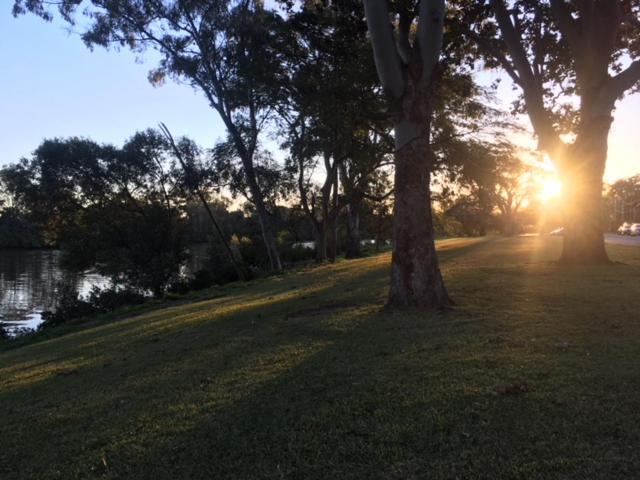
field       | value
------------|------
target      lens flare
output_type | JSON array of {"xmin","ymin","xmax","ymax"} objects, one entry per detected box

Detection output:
[{"xmin": 539, "ymin": 177, "xmax": 562, "ymax": 203}]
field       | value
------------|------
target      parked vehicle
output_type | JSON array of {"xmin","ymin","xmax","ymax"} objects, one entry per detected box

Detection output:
[
  {"xmin": 618, "ymin": 223, "xmax": 632, "ymax": 235},
  {"xmin": 550, "ymin": 227, "xmax": 564, "ymax": 236},
  {"xmin": 631, "ymin": 224, "xmax": 640, "ymax": 236}
]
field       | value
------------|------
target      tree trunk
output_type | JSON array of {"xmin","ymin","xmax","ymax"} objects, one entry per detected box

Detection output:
[
  {"xmin": 252, "ymin": 190, "xmax": 283, "ymax": 272},
  {"xmin": 388, "ymin": 123, "xmax": 451, "ymax": 308},
  {"xmin": 327, "ymin": 217, "xmax": 337, "ymax": 262},
  {"xmin": 243, "ymin": 162, "xmax": 283, "ymax": 273},
  {"xmin": 557, "ymin": 116, "xmax": 611, "ymax": 264},
  {"xmin": 363, "ymin": 0, "xmax": 448, "ymax": 308},
  {"xmin": 345, "ymin": 199, "xmax": 361, "ymax": 259},
  {"xmin": 313, "ymin": 223, "xmax": 327, "ymax": 263},
  {"xmin": 327, "ymin": 173, "xmax": 339, "ymax": 262}
]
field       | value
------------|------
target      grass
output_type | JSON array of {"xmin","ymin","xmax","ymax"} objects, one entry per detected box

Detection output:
[{"xmin": 2, "ymin": 236, "xmax": 640, "ymax": 479}]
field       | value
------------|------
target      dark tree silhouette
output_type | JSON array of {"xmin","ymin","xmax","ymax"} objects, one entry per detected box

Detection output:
[
  {"xmin": 459, "ymin": 0, "xmax": 640, "ymax": 263},
  {"xmin": 13, "ymin": 0, "xmax": 289, "ymax": 271}
]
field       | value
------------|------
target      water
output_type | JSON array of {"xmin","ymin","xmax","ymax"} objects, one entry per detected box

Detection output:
[{"xmin": 0, "ymin": 250, "xmax": 107, "ymax": 335}]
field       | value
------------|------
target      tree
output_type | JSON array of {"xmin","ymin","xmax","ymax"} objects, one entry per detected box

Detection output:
[
  {"xmin": 607, "ymin": 174, "xmax": 640, "ymax": 226},
  {"xmin": 363, "ymin": 0, "xmax": 451, "ymax": 307},
  {"xmin": 460, "ymin": 0, "xmax": 640, "ymax": 263},
  {"xmin": 453, "ymin": 141, "xmax": 539, "ymax": 235},
  {"xmin": 275, "ymin": 1, "xmax": 385, "ymax": 263},
  {"xmin": 2, "ymin": 133, "xmax": 191, "ymax": 296},
  {"xmin": 13, "ymin": 0, "xmax": 289, "ymax": 272}
]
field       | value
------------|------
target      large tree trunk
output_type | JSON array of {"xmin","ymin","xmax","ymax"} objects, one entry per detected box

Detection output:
[
  {"xmin": 388, "ymin": 122, "xmax": 451, "ymax": 308},
  {"xmin": 345, "ymin": 199, "xmax": 361, "ymax": 259},
  {"xmin": 557, "ymin": 115, "xmax": 611, "ymax": 264},
  {"xmin": 364, "ymin": 0, "xmax": 448, "ymax": 308}
]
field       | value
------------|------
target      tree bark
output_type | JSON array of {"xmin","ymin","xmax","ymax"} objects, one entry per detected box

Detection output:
[
  {"xmin": 557, "ymin": 114, "xmax": 612, "ymax": 264},
  {"xmin": 345, "ymin": 198, "xmax": 361, "ymax": 259},
  {"xmin": 364, "ymin": 0, "xmax": 450, "ymax": 309},
  {"xmin": 388, "ymin": 122, "xmax": 451, "ymax": 308},
  {"xmin": 313, "ymin": 223, "xmax": 327, "ymax": 263}
]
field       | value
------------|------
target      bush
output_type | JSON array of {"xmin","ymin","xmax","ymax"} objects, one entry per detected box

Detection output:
[
  {"xmin": 189, "ymin": 269, "xmax": 217, "ymax": 291},
  {"xmin": 0, "ymin": 324, "xmax": 8, "ymax": 340},
  {"xmin": 41, "ymin": 282, "xmax": 95, "ymax": 328},
  {"xmin": 167, "ymin": 269, "xmax": 222, "ymax": 295},
  {"xmin": 287, "ymin": 245, "xmax": 316, "ymax": 263},
  {"xmin": 40, "ymin": 283, "xmax": 148, "ymax": 329},
  {"xmin": 87, "ymin": 286, "xmax": 146, "ymax": 312}
]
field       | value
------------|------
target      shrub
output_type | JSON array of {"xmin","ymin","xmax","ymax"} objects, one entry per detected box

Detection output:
[
  {"xmin": 40, "ymin": 282, "xmax": 95, "ymax": 328},
  {"xmin": 87, "ymin": 286, "xmax": 146, "ymax": 312},
  {"xmin": 189, "ymin": 269, "xmax": 217, "ymax": 291},
  {"xmin": 40, "ymin": 283, "xmax": 148, "ymax": 329}
]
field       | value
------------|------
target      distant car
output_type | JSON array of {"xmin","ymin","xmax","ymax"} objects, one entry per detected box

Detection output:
[
  {"xmin": 618, "ymin": 222, "xmax": 632, "ymax": 235},
  {"xmin": 631, "ymin": 224, "xmax": 640, "ymax": 236},
  {"xmin": 550, "ymin": 227, "xmax": 564, "ymax": 236}
]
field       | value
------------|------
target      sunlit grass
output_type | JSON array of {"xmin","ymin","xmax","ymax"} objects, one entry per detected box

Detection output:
[{"xmin": 1, "ymin": 236, "xmax": 640, "ymax": 479}]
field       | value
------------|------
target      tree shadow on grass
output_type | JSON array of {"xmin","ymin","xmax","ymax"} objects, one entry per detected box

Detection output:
[{"xmin": 1, "ymin": 238, "xmax": 557, "ymax": 479}]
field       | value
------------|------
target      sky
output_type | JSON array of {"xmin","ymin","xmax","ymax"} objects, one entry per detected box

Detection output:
[{"xmin": 1, "ymin": 7, "xmax": 638, "ymax": 183}]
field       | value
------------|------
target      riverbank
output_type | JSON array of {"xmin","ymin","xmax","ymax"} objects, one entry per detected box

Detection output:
[{"xmin": 2, "ymin": 236, "xmax": 640, "ymax": 479}]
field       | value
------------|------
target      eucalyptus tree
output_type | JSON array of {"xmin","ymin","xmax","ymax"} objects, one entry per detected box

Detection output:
[
  {"xmin": 363, "ymin": 0, "xmax": 451, "ymax": 307},
  {"xmin": 277, "ymin": 0, "xmax": 388, "ymax": 262},
  {"xmin": 339, "ymin": 131, "xmax": 394, "ymax": 258},
  {"xmin": 13, "ymin": 0, "xmax": 289, "ymax": 272},
  {"xmin": 458, "ymin": 0, "xmax": 640, "ymax": 263}
]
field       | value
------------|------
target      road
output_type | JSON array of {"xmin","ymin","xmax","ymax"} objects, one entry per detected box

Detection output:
[{"xmin": 605, "ymin": 233, "xmax": 640, "ymax": 247}]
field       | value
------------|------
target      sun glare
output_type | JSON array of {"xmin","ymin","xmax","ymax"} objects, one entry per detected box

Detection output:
[{"xmin": 539, "ymin": 177, "xmax": 562, "ymax": 203}]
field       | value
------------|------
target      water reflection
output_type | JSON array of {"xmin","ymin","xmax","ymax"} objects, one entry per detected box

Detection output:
[{"xmin": 0, "ymin": 250, "xmax": 107, "ymax": 334}]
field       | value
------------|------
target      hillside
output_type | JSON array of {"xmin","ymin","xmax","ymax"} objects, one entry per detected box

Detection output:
[{"xmin": 2, "ymin": 236, "xmax": 640, "ymax": 479}]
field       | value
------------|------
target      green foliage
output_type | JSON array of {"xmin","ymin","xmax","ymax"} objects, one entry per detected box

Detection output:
[
  {"xmin": 40, "ymin": 282, "xmax": 95, "ymax": 328},
  {"xmin": 1, "ymin": 132, "xmax": 191, "ymax": 295},
  {"xmin": 0, "ymin": 208, "xmax": 42, "ymax": 248},
  {"xmin": 41, "ymin": 283, "xmax": 147, "ymax": 329}
]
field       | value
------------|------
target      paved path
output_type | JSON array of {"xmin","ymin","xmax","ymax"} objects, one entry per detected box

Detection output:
[{"xmin": 605, "ymin": 233, "xmax": 640, "ymax": 247}]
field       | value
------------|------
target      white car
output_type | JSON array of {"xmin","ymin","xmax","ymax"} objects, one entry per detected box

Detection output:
[
  {"xmin": 619, "ymin": 222, "xmax": 632, "ymax": 235},
  {"xmin": 631, "ymin": 224, "xmax": 640, "ymax": 236}
]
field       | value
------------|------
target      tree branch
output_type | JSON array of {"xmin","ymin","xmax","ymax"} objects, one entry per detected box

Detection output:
[
  {"xmin": 549, "ymin": 0, "xmax": 583, "ymax": 58},
  {"xmin": 608, "ymin": 59, "xmax": 640, "ymax": 98},
  {"xmin": 417, "ymin": 0, "xmax": 445, "ymax": 89},
  {"xmin": 363, "ymin": 0, "xmax": 404, "ymax": 99}
]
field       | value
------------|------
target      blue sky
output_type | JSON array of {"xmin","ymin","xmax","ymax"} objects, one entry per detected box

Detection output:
[
  {"xmin": 1, "ymin": 10, "xmax": 226, "ymax": 167},
  {"xmin": 1, "ymin": 6, "xmax": 638, "ymax": 182}
]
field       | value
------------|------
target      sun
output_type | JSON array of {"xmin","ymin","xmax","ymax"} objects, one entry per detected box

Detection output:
[{"xmin": 539, "ymin": 177, "xmax": 562, "ymax": 203}]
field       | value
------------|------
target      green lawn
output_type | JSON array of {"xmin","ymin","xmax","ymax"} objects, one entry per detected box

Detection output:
[{"xmin": 2, "ymin": 236, "xmax": 640, "ymax": 479}]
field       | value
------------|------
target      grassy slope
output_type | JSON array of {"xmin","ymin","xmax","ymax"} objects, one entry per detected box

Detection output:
[{"xmin": 2, "ymin": 236, "xmax": 640, "ymax": 480}]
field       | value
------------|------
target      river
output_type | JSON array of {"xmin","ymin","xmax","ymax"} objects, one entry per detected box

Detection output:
[{"xmin": 0, "ymin": 250, "xmax": 107, "ymax": 334}]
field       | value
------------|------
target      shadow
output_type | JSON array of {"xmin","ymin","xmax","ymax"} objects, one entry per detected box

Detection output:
[{"xmin": 11, "ymin": 238, "xmax": 638, "ymax": 478}]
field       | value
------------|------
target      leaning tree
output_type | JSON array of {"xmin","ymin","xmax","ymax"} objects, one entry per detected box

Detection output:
[
  {"xmin": 459, "ymin": 0, "xmax": 640, "ymax": 264},
  {"xmin": 363, "ymin": 0, "xmax": 451, "ymax": 307},
  {"xmin": 13, "ymin": 0, "xmax": 288, "ymax": 272}
]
